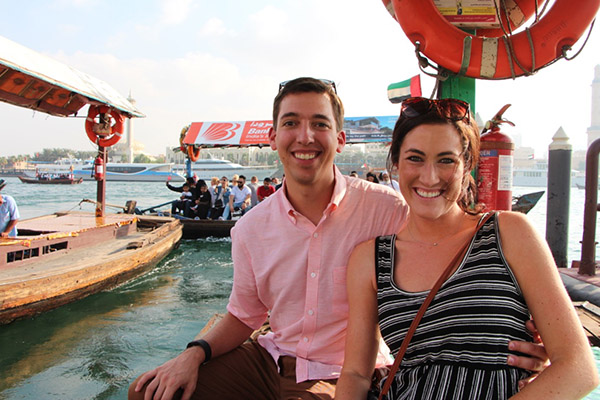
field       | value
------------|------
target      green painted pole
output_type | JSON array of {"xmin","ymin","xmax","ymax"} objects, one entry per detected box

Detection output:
[{"xmin": 438, "ymin": 73, "xmax": 476, "ymax": 114}]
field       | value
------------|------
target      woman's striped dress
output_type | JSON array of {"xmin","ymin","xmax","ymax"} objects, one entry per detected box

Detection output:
[{"xmin": 376, "ymin": 213, "xmax": 532, "ymax": 400}]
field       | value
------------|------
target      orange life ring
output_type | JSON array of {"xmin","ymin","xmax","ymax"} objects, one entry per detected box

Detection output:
[
  {"xmin": 85, "ymin": 105, "xmax": 125, "ymax": 147},
  {"xmin": 390, "ymin": 0, "xmax": 599, "ymax": 79},
  {"xmin": 383, "ymin": 0, "xmax": 547, "ymax": 37},
  {"xmin": 477, "ymin": 0, "xmax": 548, "ymax": 37},
  {"xmin": 382, "ymin": 0, "xmax": 546, "ymax": 37},
  {"xmin": 187, "ymin": 145, "xmax": 200, "ymax": 162}
]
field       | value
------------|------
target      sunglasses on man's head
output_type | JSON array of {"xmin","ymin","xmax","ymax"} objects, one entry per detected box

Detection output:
[
  {"xmin": 400, "ymin": 97, "xmax": 470, "ymax": 122},
  {"xmin": 278, "ymin": 78, "xmax": 337, "ymax": 94}
]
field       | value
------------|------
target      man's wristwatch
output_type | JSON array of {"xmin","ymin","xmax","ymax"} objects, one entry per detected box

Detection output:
[{"xmin": 186, "ymin": 339, "xmax": 212, "ymax": 363}]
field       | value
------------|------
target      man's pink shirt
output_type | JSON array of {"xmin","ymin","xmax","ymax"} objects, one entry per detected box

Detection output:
[{"xmin": 228, "ymin": 167, "xmax": 409, "ymax": 382}]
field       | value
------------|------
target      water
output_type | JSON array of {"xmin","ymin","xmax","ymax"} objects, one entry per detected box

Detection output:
[{"xmin": 0, "ymin": 177, "xmax": 599, "ymax": 399}]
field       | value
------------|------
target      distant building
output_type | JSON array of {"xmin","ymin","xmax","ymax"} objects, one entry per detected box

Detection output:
[{"xmin": 587, "ymin": 64, "xmax": 600, "ymax": 147}]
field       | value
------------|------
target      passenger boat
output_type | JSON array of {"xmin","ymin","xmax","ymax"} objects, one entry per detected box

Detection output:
[
  {"xmin": 72, "ymin": 162, "xmax": 184, "ymax": 182},
  {"xmin": 0, "ymin": 35, "xmax": 184, "ymax": 324},
  {"xmin": 173, "ymin": 159, "xmax": 278, "ymax": 181},
  {"xmin": 179, "ymin": 218, "xmax": 235, "ymax": 238},
  {"xmin": 0, "ymin": 212, "xmax": 182, "ymax": 324},
  {"xmin": 18, "ymin": 175, "xmax": 83, "ymax": 184},
  {"xmin": 138, "ymin": 201, "xmax": 236, "ymax": 238},
  {"xmin": 513, "ymin": 161, "xmax": 586, "ymax": 188}
]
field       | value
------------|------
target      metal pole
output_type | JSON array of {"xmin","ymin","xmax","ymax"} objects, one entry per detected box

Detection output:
[
  {"xmin": 580, "ymin": 138, "xmax": 600, "ymax": 275},
  {"xmin": 546, "ymin": 128, "xmax": 571, "ymax": 268},
  {"xmin": 96, "ymin": 146, "xmax": 106, "ymax": 218}
]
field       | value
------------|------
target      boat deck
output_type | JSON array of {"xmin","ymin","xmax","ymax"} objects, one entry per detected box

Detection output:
[
  {"xmin": 559, "ymin": 268, "xmax": 600, "ymax": 345},
  {"xmin": 0, "ymin": 212, "xmax": 139, "ymax": 269},
  {"xmin": 0, "ymin": 227, "xmax": 150, "ymax": 283},
  {"xmin": 16, "ymin": 212, "xmax": 137, "ymax": 235}
]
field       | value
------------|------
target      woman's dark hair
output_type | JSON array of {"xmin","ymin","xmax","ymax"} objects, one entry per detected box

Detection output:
[
  {"xmin": 386, "ymin": 109, "xmax": 483, "ymax": 214},
  {"xmin": 365, "ymin": 172, "xmax": 379, "ymax": 183}
]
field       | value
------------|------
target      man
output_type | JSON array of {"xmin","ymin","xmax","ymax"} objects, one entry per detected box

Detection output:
[
  {"xmin": 222, "ymin": 174, "xmax": 252, "ymax": 220},
  {"xmin": 130, "ymin": 78, "xmax": 547, "ymax": 400},
  {"xmin": 0, "ymin": 179, "xmax": 19, "ymax": 237},
  {"xmin": 249, "ymin": 175, "xmax": 259, "ymax": 207},
  {"xmin": 257, "ymin": 177, "xmax": 276, "ymax": 202},
  {"xmin": 379, "ymin": 170, "xmax": 400, "ymax": 192}
]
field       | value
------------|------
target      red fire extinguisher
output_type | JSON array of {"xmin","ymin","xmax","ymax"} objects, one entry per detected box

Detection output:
[
  {"xmin": 477, "ymin": 104, "xmax": 515, "ymax": 212},
  {"xmin": 93, "ymin": 155, "xmax": 105, "ymax": 181}
]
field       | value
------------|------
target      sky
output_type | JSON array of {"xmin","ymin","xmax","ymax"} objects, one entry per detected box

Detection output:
[{"xmin": 0, "ymin": 0, "xmax": 598, "ymax": 159}]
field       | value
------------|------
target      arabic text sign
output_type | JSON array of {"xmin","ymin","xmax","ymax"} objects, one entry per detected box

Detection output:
[{"xmin": 184, "ymin": 121, "xmax": 272, "ymax": 146}]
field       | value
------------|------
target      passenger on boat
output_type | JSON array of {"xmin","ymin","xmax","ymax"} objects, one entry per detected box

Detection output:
[
  {"xmin": 275, "ymin": 174, "xmax": 284, "ymax": 190},
  {"xmin": 129, "ymin": 78, "xmax": 549, "ymax": 400},
  {"xmin": 271, "ymin": 176, "xmax": 280, "ymax": 188},
  {"xmin": 335, "ymin": 97, "xmax": 598, "ymax": 399},
  {"xmin": 257, "ymin": 177, "xmax": 275, "ymax": 202},
  {"xmin": 170, "ymin": 184, "xmax": 193, "ymax": 216},
  {"xmin": 249, "ymin": 175, "xmax": 259, "ymax": 207},
  {"xmin": 379, "ymin": 170, "xmax": 400, "ymax": 192},
  {"xmin": 365, "ymin": 171, "xmax": 379, "ymax": 183},
  {"xmin": 190, "ymin": 184, "xmax": 211, "ymax": 220},
  {"xmin": 0, "ymin": 179, "xmax": 19, "ymax": 238},
  {"xmin": 349, "ymin": 170, "xmax": 359, "ymax": 178},
  {"xmin": 230, "ymin": 174, "xmax": 239, "ymax": 189},
  {"xmin": 209, "ymin": 177, "xmax": 230, "ymax": 220},
  {"xmin": 222, "ymin": 174, "xmax": 252, "ymax": 220},
  {"xmin": 207, "ymin": 177, "xmax": 220, "ymax": 218}
]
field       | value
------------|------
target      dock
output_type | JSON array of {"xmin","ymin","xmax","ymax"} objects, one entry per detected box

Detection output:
[{"xmin": 559, "ymin": 268, "xmax": 600, "ymax": 345}]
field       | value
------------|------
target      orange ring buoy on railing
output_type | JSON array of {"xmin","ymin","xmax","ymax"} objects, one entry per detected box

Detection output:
[
  {"xmin": 390, "ymin": 0, "xmax": 600, "ymax": 79},
  {"xmin": 187, "ymin": 145, "xmax": 200, "ymax": 162},
  {"xmin": 85, "ymin": 105, "xmax": 125, "ymax": 147},
  {"xmin": 382, "ymin": 0, "xmax": 547, "ymax": 38},
  {"xmin": 178, "ymin": 124, "xmax": 200, "ymax": 161}
]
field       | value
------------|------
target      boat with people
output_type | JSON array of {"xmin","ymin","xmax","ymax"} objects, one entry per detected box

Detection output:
[
  {"xmin": 18, "ymin": 175, "xmax": 83, "ymax": 184},
  {"xmin": 0, "ymin": 35, "xmax": 184, "ymax": 323}
]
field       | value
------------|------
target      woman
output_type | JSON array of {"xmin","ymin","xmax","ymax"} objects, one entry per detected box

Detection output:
[
  {"xmin": 335, "ymin": 97, "xmax": 598, "ymax": 399},
  {"xmin": 366, "ymin": 172, "xmax": 379, "ymax": 184}
]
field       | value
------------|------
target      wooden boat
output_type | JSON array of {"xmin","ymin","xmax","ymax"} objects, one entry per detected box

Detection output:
[
  {"xmin": 18, "ymin": 175, "xmax": 83, "ymax": 185},
  {"xmin": 0, "ymin": 212, "xmax": 182, "ymax": 324},
  {"xmin": 138, "ymin": 200, "xmax": 236, "ymax": 238},
  {"xmin": 180, "ymin": 218, "xmax": 235, "ymax": 239},
  {"xmin": 512, "ymin": 191, "xmax": 544, "ymax": 214}
]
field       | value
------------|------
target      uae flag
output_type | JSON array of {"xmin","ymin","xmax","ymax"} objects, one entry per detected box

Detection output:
[{"xmin": 387, "ymin": 75, "xmax": 422, "ymax": 104}]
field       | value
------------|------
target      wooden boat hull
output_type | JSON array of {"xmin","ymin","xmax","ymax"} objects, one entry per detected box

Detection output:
[
  {"xmin": 181, "ymin": 218, "xmax": 235, "ymax": 239},
  {"xmin": 18, "ymin": 176, "xmax": 83, "ymax": 184},
  {"xmin": 0, "ymin": 213, "xmax": 182, "ymax": 324}
]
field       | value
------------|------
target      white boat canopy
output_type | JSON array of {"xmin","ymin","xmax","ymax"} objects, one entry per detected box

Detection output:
[
  {"xmin": 182, "ymin": 115, "xmax": 398, "ymax": 147},
  {"xmin": 0, "ymin": 35, "xmax": 144, "ymax": 118}
]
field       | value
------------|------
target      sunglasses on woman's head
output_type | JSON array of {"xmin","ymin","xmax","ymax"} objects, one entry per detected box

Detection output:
[{"xmin": 400, "ymin": 97, "xmax": 470, "ymax": 122}]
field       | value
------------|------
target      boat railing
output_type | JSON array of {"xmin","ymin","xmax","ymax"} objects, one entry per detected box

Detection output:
[
  {"xmin": 136, "ymin": 200, "xmax": 174, "ymax": 215},
  {"xmin": 579, "ymin": 138, "xmax": 600, "ymax": 275}
]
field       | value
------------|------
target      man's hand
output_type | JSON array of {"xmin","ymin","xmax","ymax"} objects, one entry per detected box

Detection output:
[
  {"xmin": 507, "ymin": 320, "xmax": 550, "ymax": 389},
  {"xmin": 134, "ymin": 347, "xmax": 204, "ymax": 400}
]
